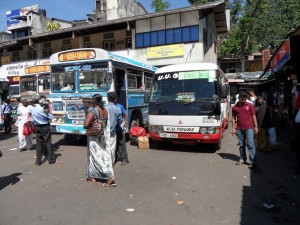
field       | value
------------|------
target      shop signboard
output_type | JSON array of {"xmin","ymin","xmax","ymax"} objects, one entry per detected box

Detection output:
[{"xmin": 271, "ymin": 39, "xmax": 290, "ymax": 72}]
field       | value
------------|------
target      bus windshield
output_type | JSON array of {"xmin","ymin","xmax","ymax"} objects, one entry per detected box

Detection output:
[
  {"xmin": 9, "ymin": 85, "xmax": 20, "ymax": 96},
  {"xmin": 51, "ymin": 66, "xmax": 75, "ymax": 92},
  {"xmin": 150, "ymin": 71, "xmax": 218, "ymax": 103},
  {"xmin": 20, "ymin": 76, "xmax": 36, "ymax": 96},
  {"xmin": 38, "ymin": 74, "xmax": 50, "ymax": 95},
  {"xmin": 79, "ymin": 64, "xmax": 111, "ymax": 92}
]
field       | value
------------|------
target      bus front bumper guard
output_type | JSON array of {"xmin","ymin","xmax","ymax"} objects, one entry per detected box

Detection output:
[{"xmin": 149, "ymin": 132, "xmax": 222, "ymax": 144}]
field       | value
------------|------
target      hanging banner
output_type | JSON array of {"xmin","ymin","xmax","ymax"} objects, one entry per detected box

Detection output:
[
  {"xmin": 262, "ymin": 48, "xmax": 270, "ymax": 69},
  {"xmin": 271, "ymin": 40, "xmax": 290, "ymax": 72}
]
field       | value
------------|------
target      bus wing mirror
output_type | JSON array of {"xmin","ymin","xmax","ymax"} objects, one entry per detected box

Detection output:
[
  {"xmin": 144, "ymin": 93, "xmax": 149, "ymax": 103},
  {"xmin": 219, "ymin": 85, "xmax": 229, "ymax": 98}
]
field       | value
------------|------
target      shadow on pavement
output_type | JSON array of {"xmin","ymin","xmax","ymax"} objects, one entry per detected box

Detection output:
[
  {"xmin": 240, "ymin": 125, "xmax": 300, "ymax": 225},
  {"xmin": 0, "ymin": 173, "xmax": 22, "ymax": 191},
  {"xmin": 148, "ymin": 142, "xmax": 217, "ymax": 153},
  {"xmin": 0, "ymin": 132, "xmax": 17, "ymax": 141},
  {"xmin": 218, "ymin": 152, "xmax": 240, "ymax": 162}
]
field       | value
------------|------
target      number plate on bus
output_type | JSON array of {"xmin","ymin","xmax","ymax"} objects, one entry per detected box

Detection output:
[{"xmin": 159, "ymin": 133, "xmax": 178, "ymax": 138}]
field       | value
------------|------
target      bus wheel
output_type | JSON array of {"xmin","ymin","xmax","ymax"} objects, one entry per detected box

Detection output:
[
  {"xmin": 213, "ymin": 140, "xmax": 222, "ymax": 151},
  {"xmin": 225, "ymin": 122, "xmax": 228, "ymax": 129},
  {"xmin": 149, "ymin": 138, "xmax": 160, "ymax": 149}
]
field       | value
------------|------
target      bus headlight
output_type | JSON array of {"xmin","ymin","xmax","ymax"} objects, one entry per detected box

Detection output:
[
  {"xmin": 149, "ymin": 125, "xmax": 163, "ymax": 133},
  {"xmin": 72, "ymin": 120, "xmax": 84, "ymax": 125},
  {"xmin": 199, "ymin": 127, "xmax": 217, "ymax": 134},
  {"xmin": 200, "ymin": 127, "xmax": 207, "ymax": 134},
  {"xmin": 207, "ymin": 127, "xmax": 215, "ymax": 134},
  {"xmin": 52, "ymin": 115, "xmax": 65, "ymax": 123}
]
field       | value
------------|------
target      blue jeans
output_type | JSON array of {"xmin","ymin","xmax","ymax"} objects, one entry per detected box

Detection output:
[{"xmin": 236, "ymin": 129, "xmax": 256, "ymax": 164}]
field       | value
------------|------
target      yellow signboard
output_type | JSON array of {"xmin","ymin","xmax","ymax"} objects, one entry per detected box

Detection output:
[
  {"xmin": 25, "ymin": 65, "xmax": 50, "ymax": 74},
  {"xmin": 1, "ymin": 56, "xmax": 11, "ymax": 65},
  {"xmin": 147, "ymin": 44, "xmax": 184, "ymax": 59},
  {"xmin": 58, "ymin": 50, "xmax": 95, "ymax": 62}
]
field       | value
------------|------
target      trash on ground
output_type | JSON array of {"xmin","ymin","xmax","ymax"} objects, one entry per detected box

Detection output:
[
  {"xmin": 177, "ymin": 200, "xmax": 184, "ymax": 205},
  {"xmin": 126, "ymin": 208, "xmax": 135, "ymax": 212},
  {"xmin": 172, "ymin": 177, "xmax": 176, "ymax": 179}
]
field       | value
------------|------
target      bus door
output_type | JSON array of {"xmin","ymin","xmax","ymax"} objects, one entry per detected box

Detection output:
[{"xmin": 115, "ymin": 69, "xmax": 127, "ymax": 109}]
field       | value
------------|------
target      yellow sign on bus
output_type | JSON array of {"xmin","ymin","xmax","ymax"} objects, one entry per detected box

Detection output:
[
  {"xmin": 58, "ymin": 50, "xmax": 96, "ymax": 62},
  {"xmin": 147, "ymin": 44, "xmax": 184, "ymax": 59},
  {"xmin": 25, "ymin": 65, "xmax": 50, "ymax": 74}
]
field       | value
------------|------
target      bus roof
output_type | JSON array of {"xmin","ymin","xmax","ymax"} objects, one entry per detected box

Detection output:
[
  {"xmin": 49, "ymin": 48, "xmax": 157, "ymax": 72},
  {"xmin": 156, "ymin": 62, "xmax": 220, "ymax": 74}
]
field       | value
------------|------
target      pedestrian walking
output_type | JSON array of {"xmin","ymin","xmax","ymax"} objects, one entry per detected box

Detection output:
[
  {"xmin": 115, "ymin": 98, "xmax": 129, "ymax": 165},
  {"xmin": 105, "ymin": 92, "xmax": 122, "ymax": 165},
  {"xmin": 255, "ymin": 96, "xmax": 272, "ymax": 152},
  {"xmin": 84, "ymin": 94, "xmax": 116, "ymax": 187},
  {"xmin": 30, "ymin": 98, "xmax": 54, "ymax": 165},
  {"xmin": 247, "ymin": 90, "xmax": 257, "ymax": 105},
  {"xmin": 232, "ymin": 91, "xmax": 259, "ymax": 169},
  {"xmin": 16, "ymin": 98, "xmax": 34, "ymax": 151},
  {"xmin": 1, "ymin": 99, "xmax": 13, "ymax": 134}
]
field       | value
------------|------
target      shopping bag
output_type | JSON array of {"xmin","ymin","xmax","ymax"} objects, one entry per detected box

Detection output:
[
  {"xmin": 23, "ymin": 121, "xmax": 35, "ymax": 136},
  {"xmin": 129, "ymin": 127, "xmax": 146, "ymax": 137}
]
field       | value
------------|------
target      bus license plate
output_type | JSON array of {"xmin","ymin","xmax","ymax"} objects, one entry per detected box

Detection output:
[{"xmin": 159, "ymin": 133, "xmax": 178, "ymax": 138}]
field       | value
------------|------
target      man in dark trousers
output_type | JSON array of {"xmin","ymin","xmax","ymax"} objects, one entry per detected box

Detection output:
[
  {"xmin": 1, "ymin": 99, "xmax": 13, "ymax": 134},
  {"xmin": 232, "ymin": 91, "xmax": 259, "ymax": 169},
  {"xmin": 30, "ymin": 98, "xmax": 54, "ymax": 165},
  {"xmin": 115, "ymin": 97, "xmax": 129, "ymax": 165}
]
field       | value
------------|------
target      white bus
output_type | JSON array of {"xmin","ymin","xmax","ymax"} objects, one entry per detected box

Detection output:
[
  {"xmin": 49, "ymin": 48, "xmax": 157, "ymax": 135},
  {"xmin": 20, "ymin": 65, "xmax": 51, "ymax": 100},
  {"xmin": 146, "ymin": 62, "xmax": 230, "ymax": 150}
]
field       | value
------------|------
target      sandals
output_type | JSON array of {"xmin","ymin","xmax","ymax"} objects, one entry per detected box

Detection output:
[
  {"xmin": 103, "ymin": 177, "xmax": 117, "ymax": 187},
  {"xmin": 236, "ymin": 160, "xmax": 245, "ymax": 165},
  {"xmin": 87, "ymin": 177, "xmax": 97, "ymax": 182}
]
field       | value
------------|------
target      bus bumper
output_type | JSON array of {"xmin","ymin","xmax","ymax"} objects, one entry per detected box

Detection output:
[
  {"xmin": 50, "ymin": 124, "xmax": 86, "ymax": 135},
  {"xmin": 149, "ymin": 132, "xmax": 223, "ymax": 144}
]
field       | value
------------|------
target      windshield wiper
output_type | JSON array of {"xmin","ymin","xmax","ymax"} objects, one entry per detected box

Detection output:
[
  {"xmin": 184, "ymin": 98, "xmax": 215, "ymax": 105},
  {"xmin": 154, "ymin": 99, "xmax": 176, "ymax": 105}
]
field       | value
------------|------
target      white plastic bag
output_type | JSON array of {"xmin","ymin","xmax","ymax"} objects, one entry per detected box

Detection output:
[
  {"xmin": 14, "ymin": 118, "xmax": 20, "ymax": 127},
  {"xmin": 268, "ymin": 127, "xmax": 277, "ymax": 145},
  {"xmin": 295, "ymin": 110, "xmax": 300, "ymax": 123}
]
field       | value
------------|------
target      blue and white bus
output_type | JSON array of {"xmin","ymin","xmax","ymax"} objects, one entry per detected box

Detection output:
[{"xmin": 49, "ymin": 48, "xmax": 157, "ymax": 135}]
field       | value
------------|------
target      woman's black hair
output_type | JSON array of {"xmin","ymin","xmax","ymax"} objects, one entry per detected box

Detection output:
[
  {"xmin": 92, "ymin": 94, "xmax": 103, "ymax": 106},
  {"xmin": 108, "ymin": 92, "xmax": 117, "ymax": 102}
]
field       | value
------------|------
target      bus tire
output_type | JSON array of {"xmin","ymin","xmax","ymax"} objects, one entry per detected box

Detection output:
[
  {"xmin": 213, "ymin": 140, "xmax": 222, "ymax": 151},
  {"xmin": 225, "ymin": 122, "xmax": 228, "ymax": 129},
  {"xmin": 130, "ymin": 111, "xmax": 143, "ymax": 128},
  {"xmin": 149, "ymin": 138, "xmax": 160, "ymax": 149}
]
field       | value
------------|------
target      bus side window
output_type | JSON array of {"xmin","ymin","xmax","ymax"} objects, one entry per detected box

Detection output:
[{"xmin": 137, "ymin": 76, "xmax": 142, "ymax": 89}]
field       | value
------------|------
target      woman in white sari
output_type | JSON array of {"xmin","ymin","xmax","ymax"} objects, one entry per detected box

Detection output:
[
  {"xmin": 17, "ymin": 98, "xmax": 33, "ymax": 151},
  {"xmin": 84, "ymin": 94, "xmax": 116, "ymax": 187}
]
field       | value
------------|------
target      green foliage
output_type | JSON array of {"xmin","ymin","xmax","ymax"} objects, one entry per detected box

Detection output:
[
  {"xmin": 219, "ymin": 0, "xmax": 300, "ymax": 58},
  {"xmin": 151, "ymin": 0, "xmax": 171, "ymax": 12}
]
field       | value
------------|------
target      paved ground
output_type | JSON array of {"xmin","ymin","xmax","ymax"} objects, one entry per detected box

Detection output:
[{"xmin": 0, "ymin": 126, "xmax": 299, "ymax": 225}]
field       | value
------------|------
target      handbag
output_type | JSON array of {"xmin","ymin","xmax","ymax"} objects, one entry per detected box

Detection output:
[
  {"xmin": 295, "ymin": 110, "xmax": 300, "ymax": 123},
  {"xmin": 85, "ymin": 107, "xmax": 104, "ymax": 136},
  {"xmin": 23, "ymin": 115, "xmax": 35, "ymax": 136}
]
